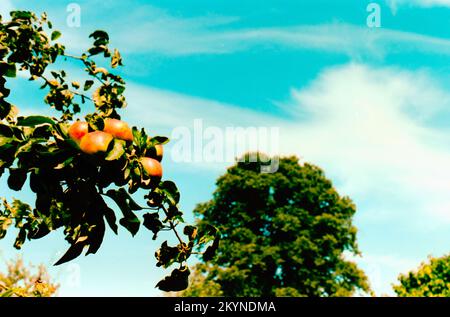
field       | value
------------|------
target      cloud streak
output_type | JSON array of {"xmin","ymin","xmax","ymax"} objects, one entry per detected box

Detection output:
[
  {"xmin": 115, "ymin": 21, "xmax": 450, "ymax": 59},
  {"xmin": 53, "ymin": 3, "xmax": 450, "ymax": 59},
  {"xmin": 388, "ymin": 0, "xmax": 450, "ymax": 9}
]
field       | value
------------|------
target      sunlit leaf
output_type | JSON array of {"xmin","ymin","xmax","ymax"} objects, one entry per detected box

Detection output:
[
  {"xmin": 16, "ymin": 116, "xmax": 55, "ymax": 126},
  {"xmin": 51, "ymin": 30, "xmax": 61, "ymax": 41}
]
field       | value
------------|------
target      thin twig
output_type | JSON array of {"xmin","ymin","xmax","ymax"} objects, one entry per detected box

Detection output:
[
  {"xmin": 62, "ymin": 53, "xmax": 84, "ymax": 61},
  {"xmin": 72, "ymin": 90, "xmax": 93, "ymax": 101},
  {"xmin": 63, "ymin": 53, "xmax": 108, "ymax": 86},
  {"xmin": 161, "ymin": 204, "xmax": 184, "ymax": 245}
]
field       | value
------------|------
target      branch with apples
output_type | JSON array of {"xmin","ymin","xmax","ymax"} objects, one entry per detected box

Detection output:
[{"xmin": 0, "ymin": 11, "xmax": 219, "ymax": 292}]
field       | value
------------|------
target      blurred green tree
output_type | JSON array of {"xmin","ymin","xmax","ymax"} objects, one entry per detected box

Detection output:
[{"xmin": 182, "ymin": 153, "xmax": 370, "ymax": 297}]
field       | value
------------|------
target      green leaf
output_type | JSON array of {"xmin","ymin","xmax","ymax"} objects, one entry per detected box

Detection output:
[
  {"xmin": 119, "ymin": 217, "xmax": 140, "ymax": 237},
  {"xmin": 86, "ymin": 218, "xmax": 105, "ymax": 255},
  {"xmin": 4, "ymin": 105, "xmax": 18, "ymax": 122},
  {"xmin": 86, "ymin": 114, "xmax": 104, "ymax": 131},
  {"xmin": 10, "ymin": 11, "xmax": 33, "ymax": 20},
  {"xmin": 203, "ymin": 235, "xmax": 220, "ymax": 261},
  {"xmin": 28, "ymin": 222, "xmax": 50, "ymax": 240},
  {"xmin": 145, "ymin": 191, "xmax": 163, "ymax": 208},
  {"xmin": 32, "ymin": 124, "xmax": 53, "ymax": 139},
  {"xmin": 183, "ymin": 225, "xmax": 198, "ymax": 242},
  {"xmin": 107, "ymin": 188, "xmax": 142, "ymax": 211},
  {"xmin": 87, "ymin": 46, "xmax": 105, "ymax": 56},
  {"xmin": 156, "ymin": 266, "xmax": 190, "ymax": 292},
  {"xmin": 198, "ymin": 225, "xmax": 219, "ymax": 245},
  {"xmin": 111, "ymin": 49, "xmax": 122, "ymax": 68},
  {"xmin": 13, "ymin": 227, "xmax": 27, "ymax": 249},
  {"xmin": 151, "ymin": 136, "xmax": 170, "ymax": 145},
  {"xmin": 89, "ymin": 30, "xmax": 109, "ymax": 41},
  {"xmin": 7, "ymin": 168, "xmax": 27, "ymax": 191},
  {"xmin": 54, "ymin": 242, "xmax": 85, "ymax": 266},
  {"xmin": 155, "ymin": 241, "xmax": 181, "ymax": 268},
  {"xmin": 15, "ymin": 139, "xmax": 36, "ymax": 157},
  {"xmin": 159, "ymin": 181, "xmax": 180, "ymax": 205},
  {"xmin": 163, "ymin": 205, "xmax": 183, "ymax": 223},
  {"xmin": 0, "ymin": 136, "xmax": 14, "ymax": 147},
  {"xmin": 105, "ymin": 139, "xmax": 125, "ymax": 161},
  {"xmin": 106, "ymin": 189, "xmax": 142, "ymax": 236},
  {"xmin": 113, "ymin": 84, "xmax": 125, "ymax": 95},
  {"xmin": 103, "ymin": 206, "xmax": 118, "ymax": 235},
  {"xmin": 143, "ymin": 213, "xmax": 164, "ymax": 240},
  {"xmin": 51, "ymin": 30, "xmax": 61, "ymax": 41},
  {"xmin": 84, "ymin": 80, "xmax": 94, "ymax": 91},
  {"xmin": 0, "ymin": 100, "xmax": 12, "ymax": 119},
  {"xmin": 93, "ymin": 38, "xmax": 108, "ymax": 47},
  {"xmin": 16, "ymin": 115, "xmax": 55, "ymax": 126},
  {"xmin": 0, "ymin": 62, "xmax": 16, "ymax": 78}
]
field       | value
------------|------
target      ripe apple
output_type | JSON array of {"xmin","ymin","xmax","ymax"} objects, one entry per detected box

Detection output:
[
  {"xmin": 103, "ymin": 118, "xmax": 133, "ymax": 142},
  {"xmin": 68, "ymin": 121, "xmax": 89, "ymax": 144},
  {"xmin": 140, "ymin": 157, "xmax": 163, "ymax": 178},
  {"xmin": 79, "ymin": 131, "xmax": 113, "ymax": 155},
  {"xmin": 155, "ymin": 144, "xmax": 163, "ymax": 162}
]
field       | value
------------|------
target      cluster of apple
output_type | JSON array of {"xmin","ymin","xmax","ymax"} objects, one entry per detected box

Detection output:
[{"xmin": 68, "ymin": 119, "xmax": 163, "ymax": 177}]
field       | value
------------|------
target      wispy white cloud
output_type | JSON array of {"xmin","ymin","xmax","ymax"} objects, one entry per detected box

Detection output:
[
  {"xmin": 387, "ymin": 0, "xmax": 450, "ymax": 10},
  {"xmin": 0, "ymin": 0, "xmax": 14, "ymax": 18},
  {"xmin": 53, "ymin": 4, "xmax": 450, "ymax": 59},
  {"xmin": 4, "ymin": 2, "xmax": 450, "ymax": 60},
  {"xmin": 115, "ymin": 21, "xmax": 450, "ymax": 59},
  {"xmin": 280, "ymin": 64, "xmax": 450, "ymax": 228}
]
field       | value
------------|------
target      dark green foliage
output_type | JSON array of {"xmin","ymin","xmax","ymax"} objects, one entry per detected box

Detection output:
[
  {"xmin": 156, "ymin": 266, "xmax": 190, "ymax": 292},
  {"xmin": 189, "ymin": 154, "xmax": 370, "ymax": 297}
]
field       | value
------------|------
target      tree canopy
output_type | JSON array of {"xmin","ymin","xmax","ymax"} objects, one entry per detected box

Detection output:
[
  {"xmin": 0, "ymin": 11, "xmax": 218, "ymax": 292},
  {"xmin": 184, "ymin": 153, "xmax": 370, "ymax": 297},
  {"xmin": 393, "ymin": 254, "xmax": 450, "ymax": 297}
]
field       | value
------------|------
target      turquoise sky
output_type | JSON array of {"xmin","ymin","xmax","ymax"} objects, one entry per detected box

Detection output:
[{"xmin": 1, "ymin": 0, "xmax": 450, "ymax": 296}]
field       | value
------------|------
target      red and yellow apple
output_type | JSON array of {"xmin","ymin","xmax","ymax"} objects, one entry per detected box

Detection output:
[
  {"xmin": 140, "ymin": 157, "xmax": 163, "ymax": 178},
  {"xmin": 68, "ymin": 121, "xmax": 89, "ymax": 144},
  {"xmin": 103, "ymin": 118, "xmax": 133, "ymax": 142},
  {"xmin": 79, "ymin": 131, "xmax": 113, "ymax": 155}
]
